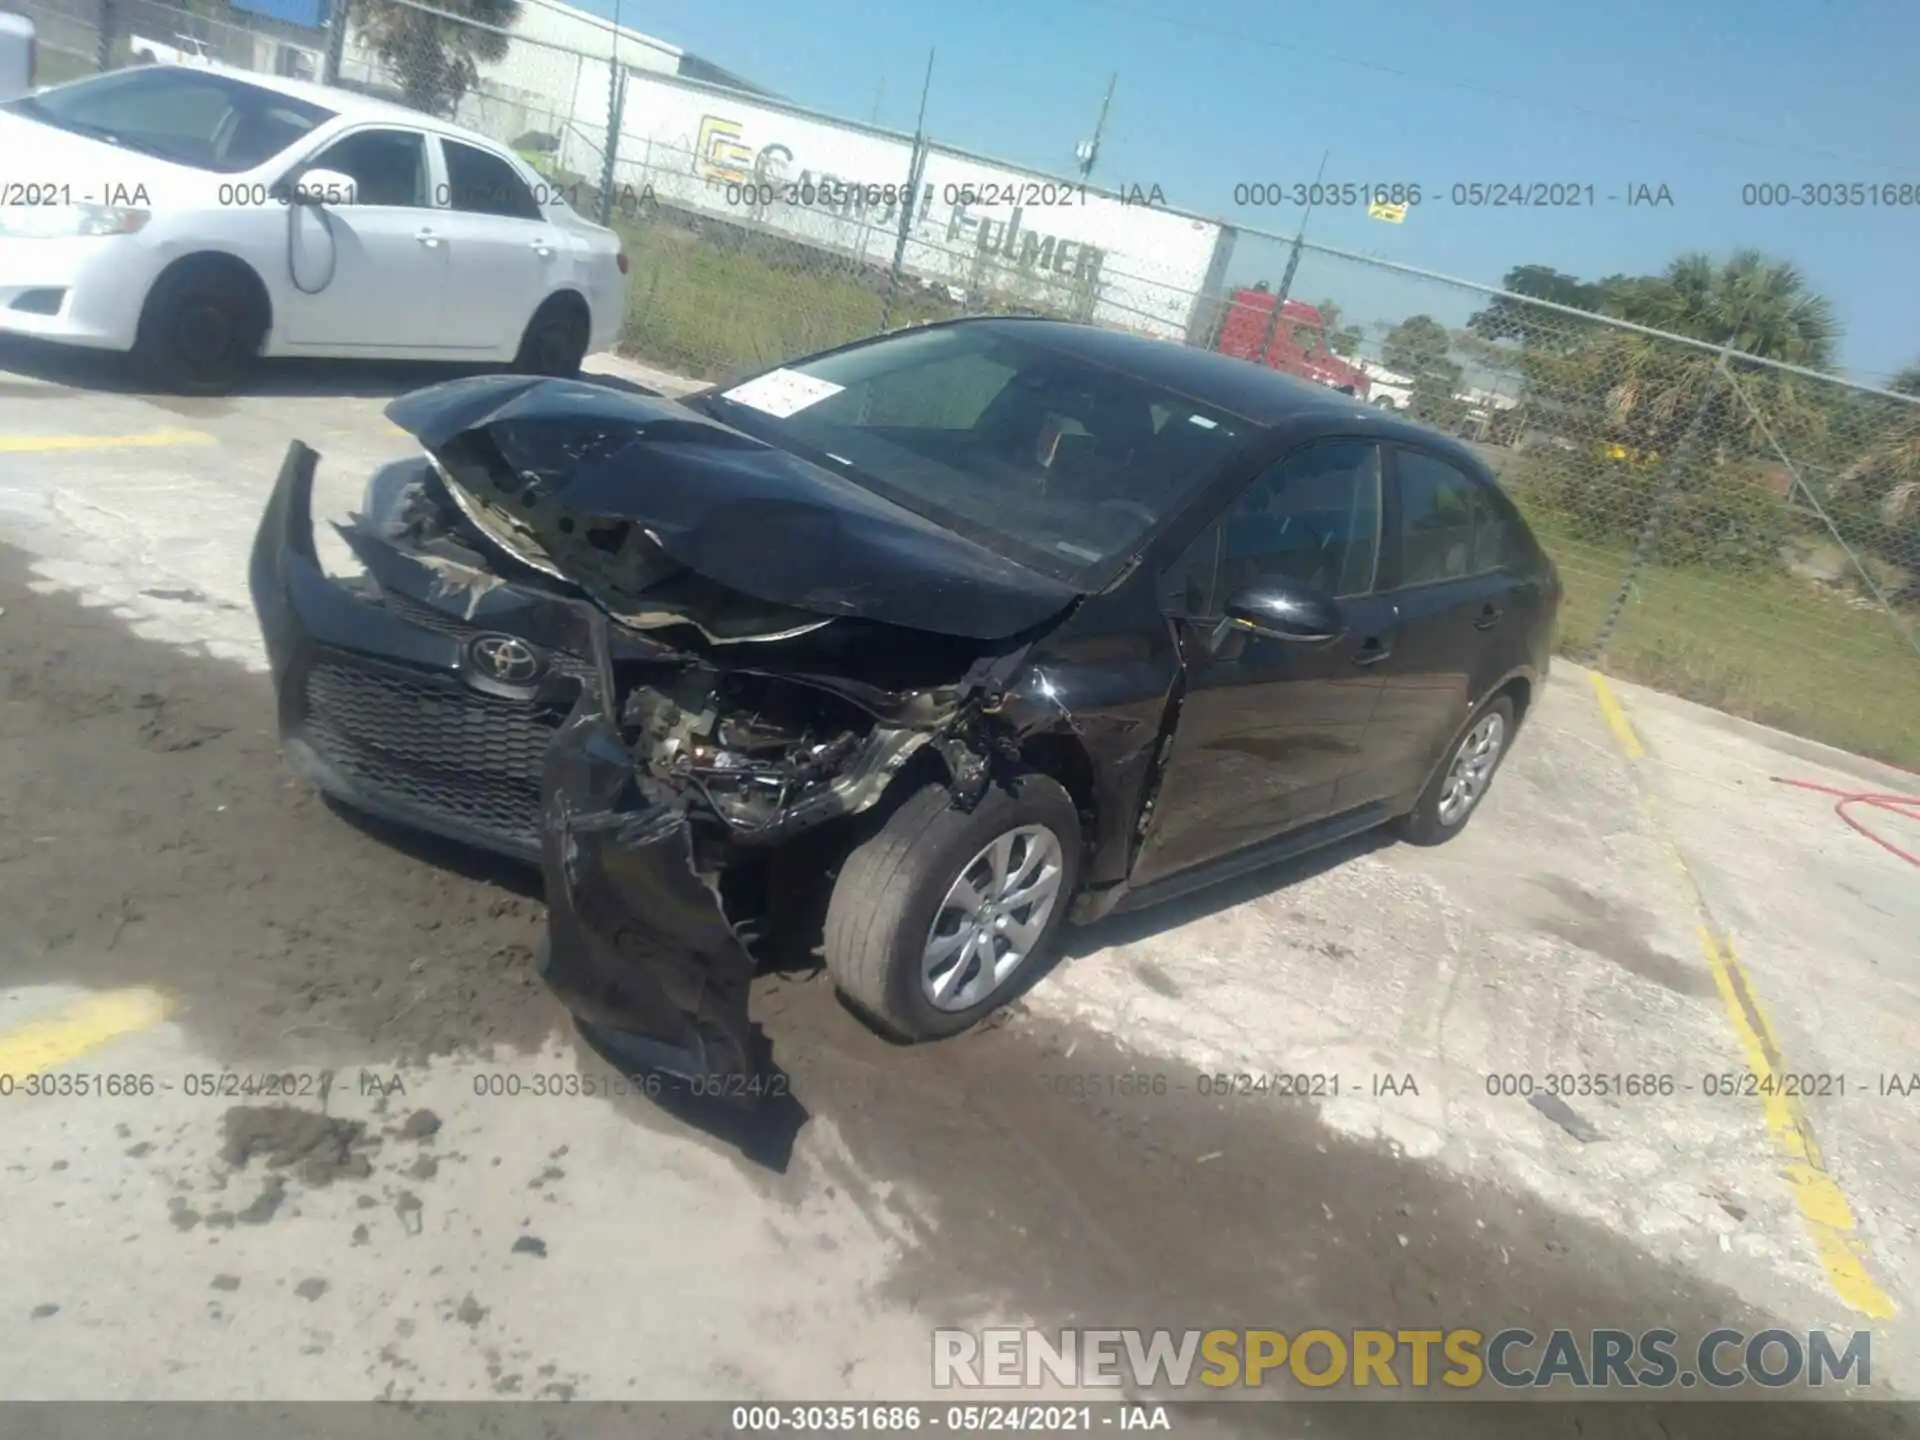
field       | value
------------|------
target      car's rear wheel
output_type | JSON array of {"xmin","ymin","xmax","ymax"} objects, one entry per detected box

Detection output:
[
  {"xmin": 823, "ymin": 774, "xmax": 1081, "ymax": 1042},
  {"xmin": 1393, "ymin": 695, "xmax": 1514, "ymax": 845},
  {"xmin": 132, "ymin": 259, "xmax": 268, "ymax": 396},
  {"xmin": 513, "ymin": 296, "xmax": 590, "ymax": 378}
]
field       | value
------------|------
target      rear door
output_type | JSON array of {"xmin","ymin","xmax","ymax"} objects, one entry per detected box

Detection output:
[
  {"xmin": 1341, "ymin": 444, "xmax": 1520, "ymax": 809},
  {"xmin": 278, "ymin": 127, "xmax": 451, "ymax": 349},
  {"xmin": 431, "ymin": 137, "xmax": 562, "ymax": 353},
  {"xmin": 1130, "ymin": 439, "xmax": 1395, "ymax": 886}
]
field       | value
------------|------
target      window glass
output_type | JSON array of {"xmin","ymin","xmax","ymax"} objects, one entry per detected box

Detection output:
[
  {"xmin": 1470, "ymin": 476, "xmax": 1530, "ymax": 573},
  {"xmin": 312, "ymin": 129, "xmax": 429, "ymax": 207},
  {"xmin": 1396, "ymin": 449, "xmax": 1477, "ymax": 586},
  {"xmin": 442, "ymin": 138, "xmax": 543, "ymax": 220},
  {"xmin": 1160, "ymin": 522, "xmax": 1221, "ymax": 618},
  {"xmin": 1217, "ymin": 441, "xmax": 1383, "ymax": 601},
  {"xmin": 702, "ymin": 324, "xmax": 1247, "ymax": 586},
  {"xmin": 2, "ymin": 68, "xmax": 332, "ymax": 172}
]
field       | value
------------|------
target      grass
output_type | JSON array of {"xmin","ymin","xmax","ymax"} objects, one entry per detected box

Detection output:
[
  {"xmin": 1525, "ymin": 512, "xmax": 1920, "ymax": 771},
  {"xmin": 602, "ymin": 216, "xmax": 1920, "ymax": 772},
  {"xmin": 612, "ymin": 221, "xmax": 963, "ymax": 383}
]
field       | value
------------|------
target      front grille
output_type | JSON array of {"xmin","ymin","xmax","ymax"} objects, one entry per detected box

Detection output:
[{"xmin": 299, "ymin": 649, "xmax": 575, "ymax": 850}]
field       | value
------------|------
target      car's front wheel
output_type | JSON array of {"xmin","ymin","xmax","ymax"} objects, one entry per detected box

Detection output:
[
  {"xmin": 823, "ymin": 774, "xmax": 1081, "ymax": 1041},
  {"xmin": 132, "ymin": 259, "xmax": 268, "ymax": 395},
  {"xmin": 1393, "ymin": 694, "xmax": 1515, "ymax": 845}
]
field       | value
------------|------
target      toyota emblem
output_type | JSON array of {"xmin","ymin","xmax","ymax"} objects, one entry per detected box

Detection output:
[{"xmin": 468, "ymin": 633, "xmax": 543, "ymax": 683}]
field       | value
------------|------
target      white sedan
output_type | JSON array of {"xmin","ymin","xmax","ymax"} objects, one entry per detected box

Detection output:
[{"xmin": 0, "ymin": 63, "xmax": 630, "ymax": 393}]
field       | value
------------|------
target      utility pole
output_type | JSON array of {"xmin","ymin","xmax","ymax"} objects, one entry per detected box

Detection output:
[
  {"xmin": 1075, "ymin": 73, "xmax": 1116, "ymax": 180},
  {"xmin": 878, "ymin": 48, "xmax": 935, "ymax": 334},
  {"xmin": 1256, "ymin": 148, "xmax": 1329, "ymax": 361},
  {"xmin": 870, "ymin": 76, "xmax": 884, "ymax": 125}
]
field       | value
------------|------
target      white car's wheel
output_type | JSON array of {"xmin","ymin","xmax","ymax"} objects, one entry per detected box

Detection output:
[
  {"xmin": 513, "ymin": 296, "xmax": 590, "ymax": 378},
  {"xmin": 132, "ymin": 257, "xmax": 269, "ymax": 396}
]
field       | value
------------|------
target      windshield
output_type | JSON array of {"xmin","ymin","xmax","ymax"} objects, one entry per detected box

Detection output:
[
  {"xmin": 2, "ymin": 67, "xmax": 334, "ymax": 172},
  {"xmin": 697, "ymin": 325, "xmax": 1254, "ymax": 585}
]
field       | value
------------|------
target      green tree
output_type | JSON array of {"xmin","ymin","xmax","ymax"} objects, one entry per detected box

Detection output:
[
  {"xmin": 1314, "ymin": 298, "xmax": 1363, "ymax": 357},
  {"xmin": 354, "ymin": 0, "xmax": 523, "ymax": 117},
  {"xmin": 1383, "ymin": 315, "xmax": 1466, "ymax": 427},
  {"xmin": 1467, "ymin": 264, "xmax": 1632, "ymax": 352},
  {"xmin": 1835, "ymin": 360, "xmax": 1920, "ymax": 528}
]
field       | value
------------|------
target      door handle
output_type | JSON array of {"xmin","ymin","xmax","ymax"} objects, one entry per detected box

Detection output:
[
  {"xmin": 1352, "ymin": 636, "xmax": 1392, "ymax": 666},
  {"xmin": 530, "ymin": 240, "xmax": 555, "ymax": 258},
  {"xmin": 415, "ymin": 228, "xmax": 441, "ymax": 248},
  {"xmin": 1474, "ymin": 604, "xmax": 1505, "ymax": 630}
]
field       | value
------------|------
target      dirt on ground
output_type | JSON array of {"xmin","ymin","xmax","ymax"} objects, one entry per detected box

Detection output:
[{"xmin": 0, "ymin": 543, "xmax": 1906, "ymax": 1440}]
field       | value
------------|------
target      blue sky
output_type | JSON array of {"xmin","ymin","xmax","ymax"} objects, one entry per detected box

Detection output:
[{"xmin": 580, "ymin": 0, "xmax": 1919, "ymax": 386}]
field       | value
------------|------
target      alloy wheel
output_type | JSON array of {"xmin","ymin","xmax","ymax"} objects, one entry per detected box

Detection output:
[
  {"xmin": 920, "ymin": 825, "xmax": 1065, "ymax": 1012},
  {"xmin": 1436, "ymin": 711, "xmax": 1505, "ymax": 827}
]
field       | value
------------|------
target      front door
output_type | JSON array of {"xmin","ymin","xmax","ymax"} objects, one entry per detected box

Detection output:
[
  {"xmin": 278, "ymin": 126, "xmax": 450, "ymax": 350},
  {"xmin": 1130, "ymin": 439, "xmax": 1393, "ymax": 887}
]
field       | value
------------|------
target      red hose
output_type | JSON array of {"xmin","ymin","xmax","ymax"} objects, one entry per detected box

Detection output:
[{"xmin": 1771, "ymin": 777, "xmax": 1920, "ymax": 870}]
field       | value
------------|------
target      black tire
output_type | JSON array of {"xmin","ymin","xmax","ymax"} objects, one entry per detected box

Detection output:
[
  {"xmin": 131, "ymin": 261, "xmax": 267, "ymax": 395},
  {"xmin": 1393, "ymin": 694, "xmax": 1515, "ymax": 846},
  {"xmin": 823, "ymin": 774, "xmax": 1081, "ymax": 1042},
  {"xmin": 513, "ymin": 296, "xmax": 590, "ymax": 377}
]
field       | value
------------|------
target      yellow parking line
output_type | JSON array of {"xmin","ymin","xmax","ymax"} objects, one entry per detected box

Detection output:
[
  {"xmin": 0, "ymin": 989, "xmax": 173, "ymax": 1081},
  {"xmin": 1589, "ymin": 670, "xmax": 1896, "ymax": 1319},
  {"xmin": 0, "ymin": 429, "xmax": 215, "ymax": 454},
  {"xmin": 1588, "ymin": 669, "xmax": 1645, "ymax": 760}
]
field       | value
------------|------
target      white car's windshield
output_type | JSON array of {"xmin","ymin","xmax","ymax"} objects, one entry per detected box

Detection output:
[{"xmin": 2, "ymin": 66, "xmax": 334, "ymax": 172}]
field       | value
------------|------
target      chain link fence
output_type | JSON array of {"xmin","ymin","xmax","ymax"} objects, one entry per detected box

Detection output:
[{"xmin": 18, "ymin": 0, "xmax": 1920, "ymax": 767}]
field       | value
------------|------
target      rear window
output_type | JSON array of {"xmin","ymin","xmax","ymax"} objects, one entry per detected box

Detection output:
[{"xmin": 2, "ymin": 67, "xmax": 333, "ymax": 172}]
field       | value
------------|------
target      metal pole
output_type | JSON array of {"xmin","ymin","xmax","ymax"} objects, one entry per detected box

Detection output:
[
  {"xmin": 1588, "ymin": 350, "xmax": 1732, "ymax": 662},
  {"xmin": 1255, "ymin": 149, "xmax": 1328, "ymax": 363},
  {"xmin": 597, "ymin": 0, "xmax": 627, "ymax": 230},
  {"xmin": 1078, "ymin": 73, "xmax": 1116, "ymax": 180},
  {"xmin": 321, "ymin": 0, "xmax": 348, "ymax": 85},
  {"xmin": 96, "ymin": 0, "xmax": 118, "ymax": 71},
  {"xmin": 878, "ymin": 47, "xmax": 935, "ymax": 334}
]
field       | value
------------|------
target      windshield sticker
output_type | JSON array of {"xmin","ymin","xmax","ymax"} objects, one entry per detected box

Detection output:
[
  {"xmin": 1187, "ymin": 414, "xmax": 1219, "ymax": 430},
  {"xmin": 721, "ymin": 369, "xmax": 846, "ymax": 419}
]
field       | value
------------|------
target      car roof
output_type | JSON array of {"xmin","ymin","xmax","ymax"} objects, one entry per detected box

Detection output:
[
  {"xmin": 946, "ymin": 316, "xmax": 1369, "ymax": 424},
  {"xmin": 921, "ymin": 317, "xmax": 1504, "ymax": 473},
  {"xmin": 130, "ymin": 62, "xmax": 502, "ymax": 144}
]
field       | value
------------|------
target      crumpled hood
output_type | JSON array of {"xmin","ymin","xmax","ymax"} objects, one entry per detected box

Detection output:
[{"xmin": 384, "ymin": 374, "xmax": 1081, "ymax": 642}]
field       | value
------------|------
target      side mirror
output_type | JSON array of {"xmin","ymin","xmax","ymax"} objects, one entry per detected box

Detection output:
[
  {"xmin": 289, "ymin": 168, "xmax": 357, "ymax": 207},
  {"xmin": 1220, "ymin": 576, "xmax": 1345, "ymax": 644}
]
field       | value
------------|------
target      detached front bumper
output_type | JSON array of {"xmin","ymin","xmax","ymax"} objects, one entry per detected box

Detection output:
[
  {"xmin": 250, "ymin": 440, "xmax": 765, "ymax": 1096},
  {"xmin": 540, "ymin": 714, "xmax": 761, "ymax": 1097},
  {"xmin": 248, "ymin": 440, "xmax": 599, "ymax": 862}
]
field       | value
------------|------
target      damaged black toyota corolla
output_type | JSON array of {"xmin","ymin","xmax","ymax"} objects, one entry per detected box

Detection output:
[{"xmin": 250, "ymin": 317, "xmax": 1559, "ymax": 1096}]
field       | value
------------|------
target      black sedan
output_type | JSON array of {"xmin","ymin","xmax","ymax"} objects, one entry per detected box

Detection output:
[{"xmin": 250, "ymin": 318, "xmax": 1560, "ymax": 1097}]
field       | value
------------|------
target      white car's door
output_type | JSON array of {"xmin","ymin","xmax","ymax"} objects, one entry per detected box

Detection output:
[
  {"xmin": 430, "ymin": 136, "xmax": 565, "ymax": 354},
  {"xmin": 276, "ymin": 126, "xmax": 451, "ymax": 351}
]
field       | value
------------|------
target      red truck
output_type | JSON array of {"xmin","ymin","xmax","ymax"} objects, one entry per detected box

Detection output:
[{"xmin": 1213, "ymin": 287, "xmax": 1372, "ymax": 400}]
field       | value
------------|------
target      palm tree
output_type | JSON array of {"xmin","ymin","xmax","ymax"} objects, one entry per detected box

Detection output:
[
  {"xmin": 1609, "ymin": 250, "xmax": 1839, "ymax": 369},
  {"xmin": 1838, "ymin": 359, "xmax": 1920, "ymax": 526},
  {"xmin": 353, "ymin": 0, "xmax": 522, "ymax": 118}
]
